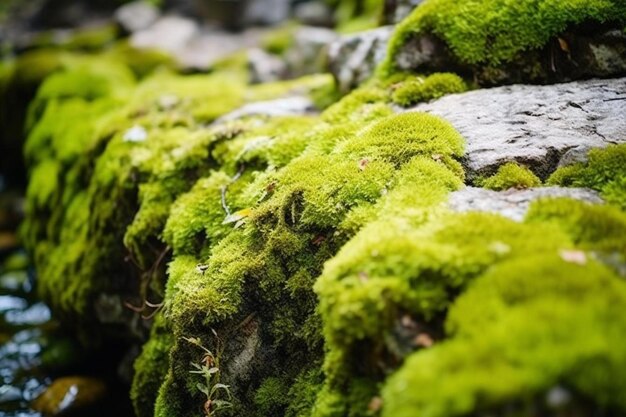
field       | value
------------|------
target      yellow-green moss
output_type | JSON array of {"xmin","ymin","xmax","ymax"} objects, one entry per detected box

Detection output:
[
  {"xmin": 382, "ymin": 0, "xmax": 626, "ymax": 73},
  {"xmin": 478, "ymin": 162, "xmax": 542, "ymax": 190},
  {"xmin": 383, "ymin": 254, "xmax": 626, "ymax": 417},
  {"xmin": 547, "ymin": 144, "xmax": 626, "ymax": 209},
  {"xmin": 391, "ymin": 73, "xmax": 467, "ymax": 106}
]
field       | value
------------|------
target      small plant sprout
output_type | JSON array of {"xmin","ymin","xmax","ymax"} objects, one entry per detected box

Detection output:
[{"xmin": 183, "ymin": 331, "xmax": 233, "ymax": 417}]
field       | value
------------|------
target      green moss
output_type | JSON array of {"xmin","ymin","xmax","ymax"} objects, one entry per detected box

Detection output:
[
  {"xmin": 383, "ymin": 0, "xmax": 626, "ymax": 73},
  {"xmin": 391, "ymin": 73, "xmax": 467, "ymax": 106},
  {"xmin": 383, "ymin": 255, "xmax": 626, "ymax": 417},
  {"xmin": 525, "ymin": 198, "xmax": 626, "ymax": 254},
  {"xmin": 547, "ymin": 144, "xmax": 626, "ymax": 209},
  {"xmin": 254, "ymin": 377, "xmax": 291, "ymax": 415},
  {"xmin": 329, "ymin": 0, "xmax": 385, "ymax": 33},
  {"xmin": 478, "ymin": 162, "xmax": 541, "ymax": 190},
  {"xmin": 261, "ymin": 23, "xmax": 298, "ymax": 56},
  {"xmin": 131, "ymin": 313, "xmax": 174, "ymax": 417}
]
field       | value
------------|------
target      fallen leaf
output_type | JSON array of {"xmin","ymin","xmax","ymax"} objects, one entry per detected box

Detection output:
[
  {"xmin": 557, "ymin": 37, "xmax": 570, "ymax": 53},
  {"xmin": 223, "ymin": 208, "xmax": 253, "ymax": 225},
  {"xmin": 414, "ymin": 333, "xmax": 434, "ymax": 348}
]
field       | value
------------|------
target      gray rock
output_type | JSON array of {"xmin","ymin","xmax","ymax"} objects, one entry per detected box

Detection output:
[
  {"xmin": 248, "ymin": 48, "xmax": 288, "ymax": 84},
  {"xmin": 448, "ymin": 186, "xmax": 603, "ymax": 222},
  {"xmin": 328, "ymin": 26, "xmax": 394, "ymax": 92},
  {"xmin": 114, "ymin": 1, "xmax": 160, "ymax": 34},
  {"xmin": 243, "ymin": 0, "xmax": 290, "ymax": 26},
  {"xmin": 285, "ymin": 26, "xmax": 339, "ymax": 77},
  {"xmin": 407, "ymin": 77, "xmax": 626, "ymax": 179},
  {"xmin": 130, "ymin": 15, "xmax": 199, "ymax": 55},
  {"xmin": 214, "ymin": 96, "xmax": 318, "ymax": 123},
  {"xmin": 294, "ymin": 1, "xmax": 334, "ymax": 27},
  {"xmin": 383, "ymin": 0, "xmax": 423, "ymax": 24}
]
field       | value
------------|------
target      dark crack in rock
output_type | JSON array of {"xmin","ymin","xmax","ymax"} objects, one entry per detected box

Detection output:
[{"xmin": 449, "ymin": 186, "xmax": 604, "ymax": 222}]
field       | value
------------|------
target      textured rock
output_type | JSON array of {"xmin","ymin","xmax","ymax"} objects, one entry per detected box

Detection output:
[
  {"xmin": 248, "ymin": 48, "xmax": 288, "ymax": 84},
  {"xmin": 130, "ymin": 15, "xmax": 199, "ymax": 56},
  {"xmin": 294, "ymin": 1, "xmax": 334, "ymax": 27},
  {"xmin": 285, "ymin": 26, "xmax": 339, "ymax": 77},
  {"xmin": 114, "ymin": 1, "xmax": 160, "ymax": 34},
  {"xmin": 448, "ymin": 186, "xmax": 604, "ymax": 222},
  {"xmin": 214, "ymin": 96, "xmax": 317, "ymax": 123},
  {"xmin": 408, "ymin": 77, "xmax": 626, "ymax": 179},
  {"xmin": 383, "ymin": 0, "xmax": 424, "ymax": 24},
  {"xmin": 131, "ymin": 17, "xmax": 265, "ymax": 69},
  {"xmin": 328, "ymin": 26, "xmax": 394, "ymax": 91}
]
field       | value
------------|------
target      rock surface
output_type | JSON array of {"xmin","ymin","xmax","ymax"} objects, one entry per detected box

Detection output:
[
  {"xmin": 328, "ymin": 26, "xmax": 394, "ymax": 91},
  {"xmin": 114, "ymin": 1, "xmax": 160, "ymax": 34},
  {"xmin": 383, "ymin": 0, "xmax": 424, "ymax": 24},
  {"xmin": 408, "ymin": 77, "xmax": 626, "ymax": 179},
  {"xmin": 448, "ymin": 186, "xmax": 604, "ymax": 222},
  {"xmin": 214, "ymin": 96, "xmax": 318, "ymax": 123},
  {"xmin": 285, "ymin": 26, "xmax": 339, "ymax": 77},
  {"xmin": 248, "ymin": 48, "xmax": 288, "ymax": 84}
]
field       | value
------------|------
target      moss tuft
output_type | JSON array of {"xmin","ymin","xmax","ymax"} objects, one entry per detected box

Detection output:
[
  {"xmin": 547, "ymin": 144, "xmax": 626, "ymax": 209},
  {"xmin": 391, "ymin": 73, "xmax": 467, "ymax": 106},
  {"xmin": 478, "ymin": 162, "xmax": 541, "ymax": 190}
]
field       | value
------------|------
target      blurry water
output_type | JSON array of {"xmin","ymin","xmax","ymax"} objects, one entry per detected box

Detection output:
[{"xmin": 0, "ymin": 251, "xmax": 50, "ymax": 417}]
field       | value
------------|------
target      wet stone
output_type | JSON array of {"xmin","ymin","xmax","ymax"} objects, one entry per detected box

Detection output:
[{"xmin": 32, "ymin": 376, "xmax": 107, "ymax": 417}]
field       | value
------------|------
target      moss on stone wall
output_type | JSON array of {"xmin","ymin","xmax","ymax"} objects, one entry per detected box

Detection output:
[
  {"xmin": 17, "ymin": 10, "xmax": 626, "ymax": 417},
  {"xmin": 383, "ymin": 0, "xmax": 626, "ymax": 73}
]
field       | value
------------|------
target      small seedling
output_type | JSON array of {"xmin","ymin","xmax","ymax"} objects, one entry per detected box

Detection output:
[{"xmin": 183, "ymin": 331, "xmax": 233, "ymax": 417}]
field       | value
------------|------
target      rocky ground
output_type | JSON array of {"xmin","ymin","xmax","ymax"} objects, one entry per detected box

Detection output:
[{"xmin": 1, "ymin": 0, "xmax": 625, "ymax": 417}]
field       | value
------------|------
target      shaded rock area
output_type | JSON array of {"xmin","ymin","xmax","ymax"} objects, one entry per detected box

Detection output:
[
  {"xmin": 394, "ymin": 22, "xmax": 626, "ymax": 86},
  {"xmin": 449, "ymin": 187, "xmax": 604, "ymax": 222},
  {"xmin": 407, "ymin": 77, "xmax": 626, "ymax": 180},
  {"xmin": 328, "ymin": 26, "xmax": 393, "ymax": 91}
]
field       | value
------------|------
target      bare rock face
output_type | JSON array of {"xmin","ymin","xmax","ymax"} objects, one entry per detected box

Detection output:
[
  {"xmin": 383, "ymin": 0, "xmax": 424, "ymax": 24},
  {"xmin": 407, "ymin": 77, "xmax": 626, "ymax": 180},
  {"xmin": 114, "ymin": 1, "xmax": 160, "ymax": 34},
  {"xmin": 285, "ymin": 26, "xmax": 339, "ymax": 77},
  {"xmin": 248, "ymin": 48, "xmax": 288, "ymax": 84},
  {"xmin": 449, "ymin": 187, "xmax": 604, "ymax": 222},
  {"xmin": 214, "ymin": 96, "xmax": 318, "ymax": 123},
  {"xmin": 328, "ymin": 26, "xmax": 394, "ymax": 92}
]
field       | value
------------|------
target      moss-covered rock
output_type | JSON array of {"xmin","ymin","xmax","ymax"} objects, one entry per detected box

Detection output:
[
  {"xmin": 16, "ymin": 6, "xmax": 626, "ymax": 417},
  {"xmin": 548, "ymin": 144, "xmax": 626, "ymax": 210}
]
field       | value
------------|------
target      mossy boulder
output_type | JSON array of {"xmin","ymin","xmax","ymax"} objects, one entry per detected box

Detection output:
[{"xmin": 383, "ymin": 0, "xmax": 626, "ymax": 84}]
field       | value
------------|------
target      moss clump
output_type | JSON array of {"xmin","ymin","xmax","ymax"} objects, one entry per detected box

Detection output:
[
  {"xmin": 383, "ymin": 255, "xmax": 626, "ymax": 417},
  {"xmin": 391, "ymin": 73, "xmax": 467, "ymax": 106},
  {"xmin": 328, "ymin": 0, "xmax": 385, "ymax": 33},
  {"xmin": 478, "ymin": 162, "xmax": 542, "ymax": 190},
  {"xmin": 383, "ymin": 0, "xmax": 626, "ymax": 72},
  {"xmin": 547, "ymin": 144, "xmax": 626, "ymax": 209}
]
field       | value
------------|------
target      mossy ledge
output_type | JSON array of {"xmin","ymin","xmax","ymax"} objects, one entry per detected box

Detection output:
[{"xmin": 17, "ymin": 17, "xmax": 626, "ymax": 417}]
